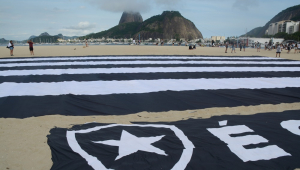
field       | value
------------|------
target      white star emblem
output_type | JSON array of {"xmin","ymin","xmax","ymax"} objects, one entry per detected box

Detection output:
[{"xmin": 93, "ymin": 130, "xmax": 168, "ymax": 160}]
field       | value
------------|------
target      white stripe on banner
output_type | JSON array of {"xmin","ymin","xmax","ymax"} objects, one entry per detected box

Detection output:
[
  {"xmin": 1, "ymin": 67, "xmax": 300, "ymax": 76},
  {"xmin": 0, "ymin": 77, "xmax": 299, "ymax": 98},
  {"xmin": 0, "ymin": 56, "xmax": 282, "ymax": 62},
  {"xmin": 1, "ymin": 60, "xmax": 300, "ymax": 67}
]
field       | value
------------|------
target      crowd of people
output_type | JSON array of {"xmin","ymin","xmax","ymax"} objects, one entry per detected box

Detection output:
[
  {"xmin": 261, "ymin": 41, "xmax": 300, "ymax": 57},
  {"xmin": 224, "ymin": 41, "xmax": 246, "ymax": 53},
  {"xmin": 5, "ymin": 39, "xmax": 300, "ymax": 57},
  {"xmin": 222, "ymin": 41, "xmax": 300, "ymax": 56}
]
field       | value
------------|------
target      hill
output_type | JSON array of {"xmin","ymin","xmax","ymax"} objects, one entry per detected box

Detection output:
[
  {"xmin": 83, "ymin": 11, "xmax": 203, "ymax": 40},
  {"xmin": 0, "ymin": 38, "xmax": 9, "ymax": 44},
  {"xmin": 31, "ymin": 35, "xmax": 60, "ymax": 43},
  {"xmin": 28, "ymin": 33, "xmax": 79, "ymax": 43},
  {"xmin": 244, "ymin": 4, "xmax": 300, "ymax": 37},
  {"xmin": 119, "ymin": 12, "xmax": 143, "ymax": 25}
]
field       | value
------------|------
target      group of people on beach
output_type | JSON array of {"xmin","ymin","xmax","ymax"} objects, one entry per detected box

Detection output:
[
  {"xmin": 7, "ymin": 40, "xmax": 35, "ymax": 56},
  {"xmin": 274, "ymin": 42, "xmax": 300, "ymax": 57},
  {"xmin": 222, "ymin": 40, "xmax": 300, "ymax": 57},
  {"xmin": 224, "ymin": 41, "xmax": 246, "ymax": 53},
  {"xmin": 6, "ymin": 39, "xmax": 300, "ymax": 57}
]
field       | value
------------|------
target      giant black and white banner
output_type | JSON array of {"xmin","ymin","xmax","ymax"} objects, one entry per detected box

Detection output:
[
  {"xmin": 48, "ymin": 110, "xmax": 300, "ymax": 170},
  {"xmin": 0, "ymin": 56, "xmax": 300, "ymax": 118}
]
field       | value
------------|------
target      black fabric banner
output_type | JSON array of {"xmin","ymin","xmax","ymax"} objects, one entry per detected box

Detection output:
[
  {"xmin": 48, "ymin": 110, "xmax": 300, "ymax": 170},
  {"xmin": 1, "ymin": 88, "xmax": 300, "ymax": 118},
  {"xmin": 1, "ymin": 55, "xmax": 300, "ymax": 118}
]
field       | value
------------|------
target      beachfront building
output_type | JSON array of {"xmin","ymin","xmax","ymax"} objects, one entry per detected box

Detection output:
[
  {"xmin": 57, "ymin": 38, "xmax": 69, "ymax": 43},
  {"xmin": 203, "ymin": 38, "xmax": 212, "ymax": 43},
  {"xmin": 211, "ymin": 36, "xmax": 225, "ymax": 42},
  {"xmin": 267, "ymin": 20, "xmax": 300, "ymax": 35},
  {"xmin": 238, "ymin": 37, "xmax": 284, "ymax": 47}
]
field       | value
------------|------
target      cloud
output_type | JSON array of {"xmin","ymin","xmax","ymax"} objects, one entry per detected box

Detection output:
[
  {"xmin": 60, "ymin": 22, "xmax": 96, "ymax": 36},
  {"xmin": 232, "ymin": 0, "xmax": 259, "ymax": 11},
  {"xmin": 154, "ymin": 0, "xmax": 181, "ymax": 9},
  {"xmin": 84, "ymin": 0, "xmax": 181, "ymax": 13},
  {"xmin": 65, "ymin": 22, "xmax": 96, "ymax": 30}
]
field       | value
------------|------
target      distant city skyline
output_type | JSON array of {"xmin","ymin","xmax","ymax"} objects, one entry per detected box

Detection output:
[{"xmin": 0, "ymin": 0, "xmax": 299, "ymax": 41}]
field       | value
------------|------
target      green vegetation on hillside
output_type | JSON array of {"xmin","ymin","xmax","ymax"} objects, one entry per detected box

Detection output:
[
  {"xmin": 241, "ymin": 27, "xmax": 263, "ymax": 37},
  {"xmin": 82, "ymin": 22, "xmax": 140, "ymax": 39},
  {"xmin": 281, "ymin": 4, "xmax": 300, "ymax": 14},
  {"xmin": 262, "ymin": 32, "xmax": 300, "ymax": 41},
  {"xmin": 291, "ymin": 15, "xmax": 300, "ymax": 21},
  {"xmin": 139, "ymin": 11, "xmax": 186, "ymax": 34},
  {"xmin": 31, "ymin": 36, "xmax": 59, "ymax": 43},
  {"xmin": 244, "ymin": 4, "xmax": 300, "ymax": 37},
  {"xmin": 0, "ymin": 38, "xmax": 9, "ymax": 43},
  {"xmin": 81, "ymin": 11, "xmax": 189, "ymax": 39}
]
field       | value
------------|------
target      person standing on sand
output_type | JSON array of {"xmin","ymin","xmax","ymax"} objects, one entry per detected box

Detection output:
[
  {"xmin": 27, "ymin": 40, "xmax": 35, "ymax": 55},
  {"xmin": 287, "ymin": 43, "xmax": 291, "ymax": 54},
  {"xmin": 295, "ymin": 43, "xmax": 298, "ymax": 54},
  {"xmin": 257, "ymin": 42, "xmax": 260, "ymax": 52},
  {"xmin": 243, "ymin": 42, "xmax": 246, "ymax": 52},
  {"xmin": 265, "ymin": 42, "xmax": 268, "ymax": 50},
  {"xmin": 276, "ymin": 44, "xmax": 282, "ymax": 57},
  {"xmin": 231, "ymin": 42, "xmax": 236, "ymax": 53},
  {"xmin": 239, "ymin": 42, "xmax": 242, "ymax": 51},
  {"xmin": 225, "ymin": 41, "xmax": 228, "ymax": 53},
  {"xmin": 7, "ymin": 40, "xmax": 14, "ymax": 56},
  {"xmin": 85, "ymin": 39, "xmax": 88, "ymax": 47}
]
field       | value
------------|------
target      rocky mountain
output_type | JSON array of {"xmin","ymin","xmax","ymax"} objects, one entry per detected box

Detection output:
[
  {"xmin": 84, "ymin": 11, "xmax": 203, "ymax": 40},
  {"xmin": 119, "ymin": 12, "xmax": 143, "ymax": 25},
  {"xmin": 28, "ymin": 35, "xmax": 38, "ymax": 40},
  {"xmin": 55, "ymin": 34, "xmax": 64, "ymax": 38},
  {"xmin": 28, "ymin": 33, "xmax": 79, "ymax": 42},
  {"xmin": 0, "ymin": 38, "xmax": 9, "ymax": 43},
  {"xmin": 39, "ymin": 32, "xmax": 50, "ymax": 36},
  {"xmin": 244, "ymin": 4, "xmax": 300, "ymax": 37},
  {"xmin": 138, "ymin": 11, "xmax": 203, "ymax": 40},
  {"xmin": 54, "ymin": 34, "xmax": 79, "ymax": 39}
]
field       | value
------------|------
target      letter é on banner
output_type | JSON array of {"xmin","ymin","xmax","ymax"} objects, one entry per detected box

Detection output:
[
  {"xmin": 207, "ymin": 125, "xmax": 291, "ymax": 162},
  {"xmin": 281, "ymin": 120, "xmax": 300, "ymax": 136}
]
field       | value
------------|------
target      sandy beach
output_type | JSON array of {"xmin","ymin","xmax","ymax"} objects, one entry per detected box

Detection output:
[
  {"xmin": 0, "ymin": 45, "xmax": 300, "ymax": 60},
  {"xmin": 0, "ymin": 45, "xmax": 300, "ymax": 170}
]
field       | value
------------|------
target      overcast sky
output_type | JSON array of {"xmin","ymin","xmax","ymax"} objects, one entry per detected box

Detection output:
[{"xmin": 0, "ymin": 0, "xmax": 299, "ymax": 40}]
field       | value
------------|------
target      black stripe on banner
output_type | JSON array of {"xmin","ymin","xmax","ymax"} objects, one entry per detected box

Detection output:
[
  {"xmin": 1, "ymin": 88, "xmax": 300, "ymax": 118},
  {"xmin": 1, "ymin": 72, "xmax": 300, "ymax": 83},
  {"xmin": 1, "ymin": 64, "xmax": 300, "ymax": 71}
]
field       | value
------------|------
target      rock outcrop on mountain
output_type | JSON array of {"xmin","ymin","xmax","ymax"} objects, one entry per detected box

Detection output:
[
  {"xmin": 28, "ymin": 35, "xmax": 38, "ymax": 40},
  {"xmin": 244, "ymin": 5, "xmax": 300, "ymax": 37},
  {"xmin": 119, "ymin": 12, "xmax": 143, "ymax": 25},
  {"xmin": 39, "ymin": 32, "xmax": 50, "ymax": 36},
  {"xmin": 85, "ymin": 11, "xmax": 203, "ymax": 40},
  {"xmin": 138, "ymin": 11, "xmax": 203, "ymax": 40},
  {"xmin": 0, "ymin": 38, "xmax": 8, "ymax": 43}
]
